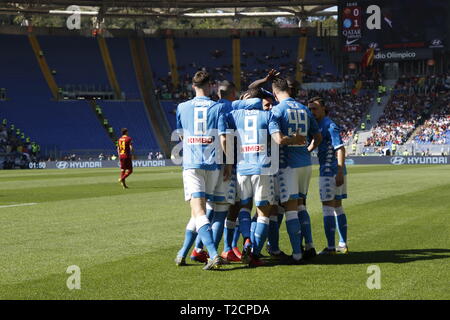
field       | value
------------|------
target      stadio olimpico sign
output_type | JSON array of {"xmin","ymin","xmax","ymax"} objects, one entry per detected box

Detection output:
[
  {"xmin": 349, "ymin": 48, "xmax": 432, "ymax": 62},
  {"xmin": 23, "ymin": 156, "xmax": 450, "ymax": 170}
]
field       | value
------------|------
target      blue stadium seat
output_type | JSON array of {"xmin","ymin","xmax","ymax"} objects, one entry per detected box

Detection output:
[
  {"xmin": 106, "ymin": 38, "xmax": 141, "ymax": 100},
  {"xmin": 305, "ymin": 36, "xmax": 338, "ymax": 81},
  {"xmin": 145, "ymin": 38, "xmax": 171, "ymax": 87},
  {"xmin": 99, "ymin": 101, "xmax": 160, "ymax": 152},
  {"xmin": 240, "ymin": 36, "xmax": 298, "ymax": 85},
  {"xmin": 38, "ymin": 36, "xmax": 110, "ymax": 88},
  {"xmin": 0, "ymin": 34, "xmax": 113, "ymax": 154},
  {"xmin": 160, "ymin": 101, "xmax": 178, "ymax": 130}
]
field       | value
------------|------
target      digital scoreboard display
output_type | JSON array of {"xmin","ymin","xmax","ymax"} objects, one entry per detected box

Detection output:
[{"xmin": 339, "ymin": 0, "xmax": 449, "ymax": 52}]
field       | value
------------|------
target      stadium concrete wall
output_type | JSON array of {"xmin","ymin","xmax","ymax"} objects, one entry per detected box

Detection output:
[{"xmin": 23, "ymin": 156, "xmax": 450, "ymax": 170}]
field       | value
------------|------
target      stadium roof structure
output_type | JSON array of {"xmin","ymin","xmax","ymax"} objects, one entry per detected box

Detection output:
[{"xmin": 0, "ymin": 1, "xmax": 338, "ymax": 20}]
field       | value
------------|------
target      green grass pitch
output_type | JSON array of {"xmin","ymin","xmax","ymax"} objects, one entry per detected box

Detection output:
[{"xmin": 0, "ymin": 165, "xmax": 449, "ymax": 299}]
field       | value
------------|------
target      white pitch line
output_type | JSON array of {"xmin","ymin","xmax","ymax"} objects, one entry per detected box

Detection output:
[{"xmin": 0, "ymin": 203, "xmax": 38, "ymax": 209}]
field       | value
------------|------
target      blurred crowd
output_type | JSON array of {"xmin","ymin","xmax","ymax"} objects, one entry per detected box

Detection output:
[
  {"xmin": 0, "ymin": 120, "xmax": 40, "ymax": 169},
  {"xmin": 148, "ymin": 151, "xmax": 165, "ymax": 160},
  {"xmin": 365, "ymin": 73, "xmax": 450, "ymax": 148},
  {"xmin": 365, "ymin": 93, "xmax": 434, "ymax": 147},
  {"xmin": 297, "ymin": 89, "xmax": 373, "ymax": 144},
  {"xmin": 412, "ymin": 93, "xmax": 450, "ymax": 145},
  {"xmin": 394, "ymin": 73, "xmax": 450, "ymax": 96},
  {"xmin": 154, "ymin": 41, "xmax": 341, "ymax": 102}
]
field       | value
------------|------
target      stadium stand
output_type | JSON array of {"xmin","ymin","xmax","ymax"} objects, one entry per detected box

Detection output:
[
  {"xmin": 146, "ymin": 37, "xmax": 172, "ymax": 89},
  {"xmin": 240, "ymin": 36, "xmax": 298, "ymax": 87},
  {"xmin": 160, "ymin": 101, "xmax": 177, "ymax": 130},
  {"xmin": 412, "ymin": 93, "xmax": 450, "ymax": 145},
  {"xmin": 99, "ymin": 101, "xmax": 160, "ymax": 152},
  {"xmin": 0, "ymin": 34, "xmax": 115, "ymax": 156},
  {"xmin": 106, "ymin": 38, "xmax": 141, "ymax": 100},
  {"xmin": 1, "ymin": 29, "xmax": 447, "ymax": 161},
  {"xmin": 297, "ymin": 89, "xmax": 374, "ymax": 144},
  {"xmin": 174, "ymin": 37, "xmax": 232, "ymax": 84},
  {"xmin": 302, "ymin": 36, "xmax": 339, "ymax": 83},
  {"xmin": 365, "ymin": 74, "xmax": 450, "ymax": 149},
  {"xmin": 365, "ymin": 93, "xmax": 432, "ymax": 148},
  {"xmin": 38, "ymin": 35, "xmax": 112, "ymax": 95},
  {"xmin": 0, "ymin": 119, "xmax": 39, "ymax": 168}
]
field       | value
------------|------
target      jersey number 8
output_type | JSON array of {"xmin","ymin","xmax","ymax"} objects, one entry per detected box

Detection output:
[{"xmin": 194, "ymin": 107, "xmax": 207, "ymax": 135}]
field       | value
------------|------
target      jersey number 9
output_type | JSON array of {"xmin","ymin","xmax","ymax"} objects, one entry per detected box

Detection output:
[{"xmin": 244, "ymin": 115, "xmax": 258, "ymax": 144}]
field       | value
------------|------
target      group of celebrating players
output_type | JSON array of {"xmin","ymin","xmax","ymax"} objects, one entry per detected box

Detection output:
[{"xmin": 165, "ymin": 69, "xmax": 349, "ymax": 270}]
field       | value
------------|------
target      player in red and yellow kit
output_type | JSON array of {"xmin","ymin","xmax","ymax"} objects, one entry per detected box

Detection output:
[{"xmin": 117, "ymin": 128, "xmax": 133, "ymax": 189}]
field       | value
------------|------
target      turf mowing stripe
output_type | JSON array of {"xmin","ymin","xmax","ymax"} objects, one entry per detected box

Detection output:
[{"xmin": 0, "ymin": 203, "xmax": 38, "ymax": 209}]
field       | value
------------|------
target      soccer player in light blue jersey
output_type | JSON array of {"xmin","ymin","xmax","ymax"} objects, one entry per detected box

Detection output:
[
  {"xmin": 248, "ymin": 73, "xmax": 318, "ymax": 259},
  {"xmin": 230, "ymin": 89, "xmax": 275, "ymax": 260},
  {"xmin": 270, "ymin": 78, "xmax": 322, "ymax": 264},
  {"xmin": 174, "ymin": 71, "xmax": 227, "ymax": 270},
  {"xmin": 211, "ymin": 80, "xmax": 242, "ymax": 263},
  {"xmin": 219, "ymin": 94, "xmax": 306, "ymax": 267},
  {"xmin": 308, "ymin": 96, "xmax": 349, "ymax": 255}
]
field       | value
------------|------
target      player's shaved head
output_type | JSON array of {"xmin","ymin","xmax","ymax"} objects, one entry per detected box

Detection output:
[
  {"xmin": 218, "ymin": 80, "xmax": 236, "ymax": 100},
  {"xmin": 121, "ymin": 128, "xmax": 128, "ymax": 135},
  {"xmin": 192, "ymin": 71, "xmax": 210, "ymax": 88},
  {"xmin": 243, "ymin": 88, "xmax": 261, "ymax": 99}
]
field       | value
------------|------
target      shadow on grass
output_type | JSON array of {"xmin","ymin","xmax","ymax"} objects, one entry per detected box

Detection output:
[
  {"xmin": 215, "ymin": 256, "xmax": 303, "ymax": 271},
  {"xmin": 307, "ymin": 248, "xmax": 450, "ymax": 265},
  {"xmin": 173, "ymin": 249, "xmax": 450, "ymax": 271}
]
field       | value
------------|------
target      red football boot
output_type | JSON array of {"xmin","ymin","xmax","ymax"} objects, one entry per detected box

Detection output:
[
  {"xmin": 190, "ymin": 250, "xmax": 209, "ymax": 263},
  {"xmin": 232, "ymin": 247, "xmax": 242, "ymax": 260},
  {"xmin": 220, "ymin": 250, "xmax": 241, "ymax": 263}
]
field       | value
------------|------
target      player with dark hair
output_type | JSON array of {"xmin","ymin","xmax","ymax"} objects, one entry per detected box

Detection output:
[
  {"xmin": 219, "ymin": 94, "xmax": 307, "ymax": 267},
  {"xmin": 174, "ymin": 71, "xmax": 227, "ymax": 270},
  {"xmin": 248, "ymin": 69, "xmax": 299, "ymax": 99},
  {"xmin": 308, "ymin": 96, "xmax": 349, "ymax": 255},
  {"xmin": 270, "ymin": 77, "xmax": 322, "ymax": 263},
  {"xmin": 117, "ymin": 128, "xmax": 133, "ymax": 189},
  {"xmin": 209, "ymin": 80, "xmax": 239, "ymax": 262}
]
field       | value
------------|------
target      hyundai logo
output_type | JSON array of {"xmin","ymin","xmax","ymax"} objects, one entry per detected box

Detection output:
[
  {"xmin": 390, "ymin": 157, "xmax": 406, "ymax": 165},
  {"xmin": 431, "ymin": 39, "xmax": 442, "ymax": 46},
  {"xmin": 56, "ymin": 161, "xmax": 69, "ymax": 169}
]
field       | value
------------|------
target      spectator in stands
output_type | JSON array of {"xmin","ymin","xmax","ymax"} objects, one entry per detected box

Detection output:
[
  {"xmin": 0, "ymin": 121, "xmax": 38, "ymax": 168},
  {"xmin": 365, "ymin": 74, "xmax": 449, "ymax": 150},
  {"xmin": 412, "ymin": 93, "xmax": 450, "ymax": 145}
]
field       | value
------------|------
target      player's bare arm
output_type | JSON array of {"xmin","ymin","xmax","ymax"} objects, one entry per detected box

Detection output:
[
  {"xmin": 271, "ymin": 131, "xmax": 306, "ymax": 146},
  {"xmin": 336, "ymin": 146, "xmax": 345, "ymax": 187},
  {"xmin": 307, "ymin": 132, "xmax": 323, "ymax": 152},
  {"xmin": 248, "ymin": 69, "xmax": 280, "ymax": 89},
  {"xmin": 219, "ymin": 134, "xmax": 233, "ymax": 181}
]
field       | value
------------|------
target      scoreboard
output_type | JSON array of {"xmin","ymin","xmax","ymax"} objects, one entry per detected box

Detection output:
[{"xmin": 339, "ymin": 0, "xmax": 449, "ymax": 52}]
